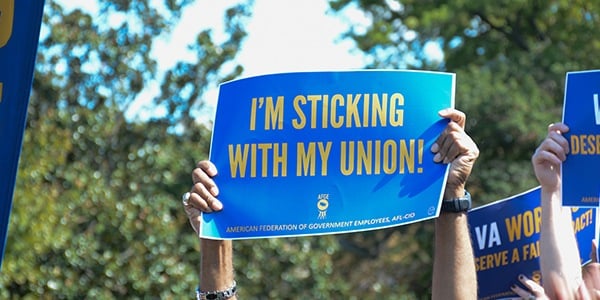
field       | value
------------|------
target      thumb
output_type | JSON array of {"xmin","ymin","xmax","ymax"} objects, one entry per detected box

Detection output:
[
  {"xmin": 438, "ymin": 108, "xmax": 466, "ymax": 128},
  {"xmin": 184, "ymin": 205, "xmax": 202, "ymax": 236}
]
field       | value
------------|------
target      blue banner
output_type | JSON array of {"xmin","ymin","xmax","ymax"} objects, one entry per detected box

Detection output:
[
  {"xmin": 561, "ymin": 70, "xmax": 600, "ymax": 207},
  {"xmin": 202, "ymin": 70, "xmax": 454, "ymax": 239},
  {"xmin": 468, "ymin": 187, "xmax": 595, "ymax": 300},
  {"xmin": 0, "ymin": 1, "xmax": 45, "ymax": 267}
]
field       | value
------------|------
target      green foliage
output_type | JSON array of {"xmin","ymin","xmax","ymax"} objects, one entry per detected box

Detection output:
[{"xmin": 234, "ymin": 237, "xmax": 350, "ymax": 299}]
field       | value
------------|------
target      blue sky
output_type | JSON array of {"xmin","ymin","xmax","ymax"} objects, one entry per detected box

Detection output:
[
  {"xmin": 53, "ymin": 1, "xmax": 442, "ymax": 124},
  {"xmin": 57, "ymin": 0, "xmax": 369, "ymax": 122},
  {"xmin": 175, "ymin": 0, "xmax": 370, "ymax": 123}
]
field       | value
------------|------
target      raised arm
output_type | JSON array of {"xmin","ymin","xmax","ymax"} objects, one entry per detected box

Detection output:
[
  {"xmin": 184, "ymin": 160, "xmax": 237, "ymax": 300},
  {"xmin": 431, "ymin": 108, "xmax": 479, "ymax": 300},
  {"xmin": 532, "ymin": 123, "xmax": 583, "ymax": 298}
]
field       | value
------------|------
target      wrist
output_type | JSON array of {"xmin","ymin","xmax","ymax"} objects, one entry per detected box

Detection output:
[
  {"xmin": 443, "ymin": 185, "xmax": 465, "ymax": 201},
  {"xmin": 441, "ymin": 189, "xmax": 471, "ymax": 213},
  {"xmin": 197, "ymin": 281, "xmax": 237, "ymax": 300},
  {"xmin": 540, "ymin": 186, "xmax": 563, "ymax": 211},
  {"xmin": 540, "ymin": 184, "xmax": 560, "ymax": 195}
]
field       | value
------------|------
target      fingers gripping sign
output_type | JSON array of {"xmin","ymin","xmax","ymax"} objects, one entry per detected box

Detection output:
[
  {"xmin": 431, "ymin": 108, "xmax": 479, "ymax": 189},
  {"xmin": 531, "ymin": 123, "xmax": 570, "ymax": 190},
  {"xmin": 183, "ymin": 160, "xmax": 224, "ymax": 235},
  {"xmin": 510, "ymin": 274, "xmax": 549, "ymax": 300}
]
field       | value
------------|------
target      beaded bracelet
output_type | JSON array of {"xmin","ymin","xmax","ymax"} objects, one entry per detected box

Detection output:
[{"xmin": 196, "ymin": 281, "xmax": 237, "ymax": 300}]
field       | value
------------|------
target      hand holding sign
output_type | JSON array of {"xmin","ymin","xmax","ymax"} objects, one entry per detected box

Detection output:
[
  {"xmin": 434, "ymin": 108, "xmax": 479, "ymax": 198},
  {"xmin": 183, "ymin": 161, "xmax": 224, "ymax": 236},
  {"xmin": 532, "ymin": 123, "xmax": 570, "ymax": 191},
  {"xmin": 188, "ymin": 107, "xmax": 482, "ymax": 299}
]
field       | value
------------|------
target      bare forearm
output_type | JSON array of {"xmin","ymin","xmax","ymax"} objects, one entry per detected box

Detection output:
[
  {"xmin": 433, "ymin": 211, "xmax": 477, "ymax": 299},
  {"xmin": 540, "ymin": 187, "xmax": 582, "ymax": 297},
  {"xmin": 432, "ymin": 188, "xmax": 477, "ymax": 299},
  {"xmin": 200, "ymin": 239, "xmax": 236, "ymax": 298}
]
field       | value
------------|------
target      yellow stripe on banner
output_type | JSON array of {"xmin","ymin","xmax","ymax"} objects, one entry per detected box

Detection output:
[{"xmin": 0, "ymin": 0, "xmax": 15, "ymax": 47}]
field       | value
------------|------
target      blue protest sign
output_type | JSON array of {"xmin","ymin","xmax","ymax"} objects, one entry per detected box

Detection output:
[
  {"xmin": 562, "ymin": 70, "xmax": 600, "ymax": 207},
  {"xmin": 203, "ymin": 70, "xmax": 454, "ymax": 239},
  {"xmin": 469, "ymin": 187, "xmax": 595, "ymax": 299},
  {"xmin": 0, "ymin": 1, "xmax": 45, "ymax": 268}
]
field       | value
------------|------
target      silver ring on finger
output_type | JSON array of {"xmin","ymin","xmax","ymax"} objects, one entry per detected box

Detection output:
[{"xmin": 182, "ymin": 192, "xmax": 191, "ymax": 206}]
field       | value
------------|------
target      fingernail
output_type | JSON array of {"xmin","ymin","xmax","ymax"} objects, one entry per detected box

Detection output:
[
  {"xmin": 433, "ymin": 153, "xmax": 442, "ymax": 163},
  {"xmin": 210, "ymin": 186, "xmax": 219, "ymax": 196},
  {"xmin": 213, "ymin": 200, "xmax": 223, "ymax": 211},
  {"xmin": 430, "ymin": 143, "xmax": 439, "ymax": 152}
]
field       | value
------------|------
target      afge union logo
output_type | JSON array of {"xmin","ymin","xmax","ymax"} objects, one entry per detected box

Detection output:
[
  {"xmin": 0, "ymin": 0, "xmax": 14, "ymax": 48},
  {"xmin": 317, "ymin": 194, "xmax": 329, "ymax": 219}
]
